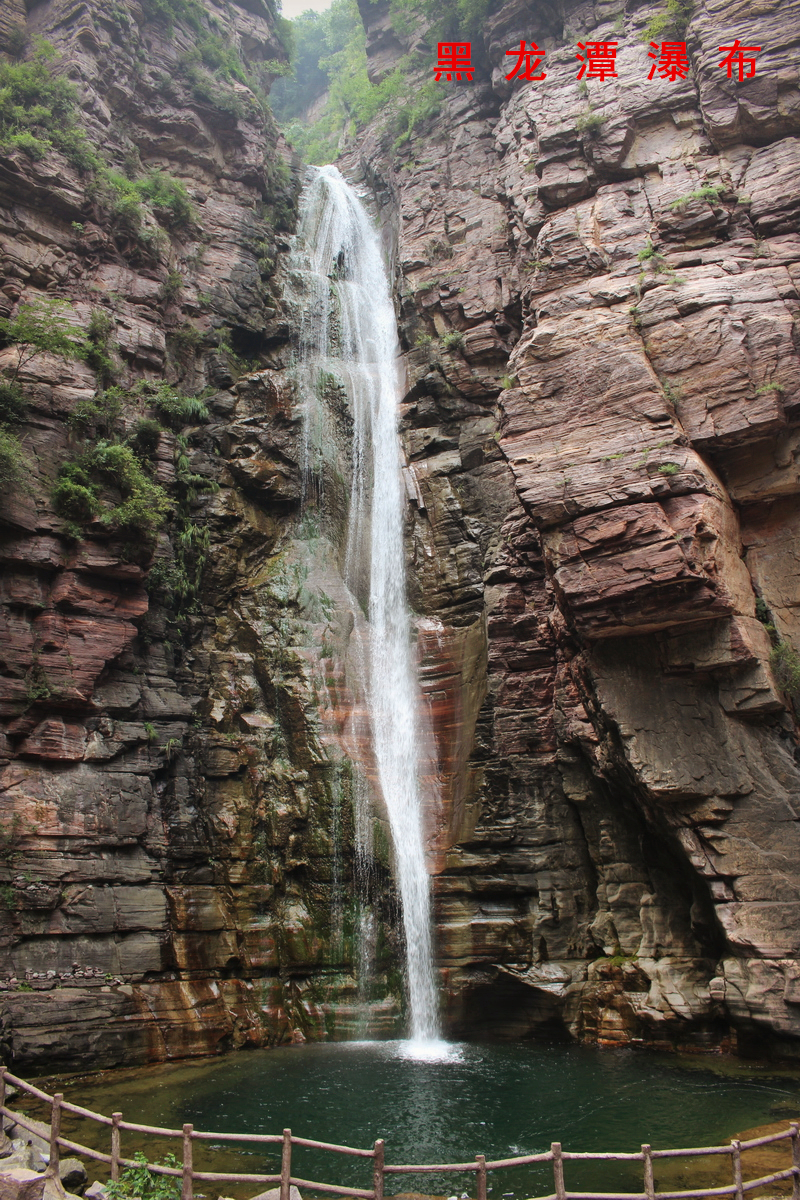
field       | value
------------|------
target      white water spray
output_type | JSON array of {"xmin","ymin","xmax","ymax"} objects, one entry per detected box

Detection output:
[{"xmin": 291, "ymin": 165, "xmax": 440, "ymax": 1046}]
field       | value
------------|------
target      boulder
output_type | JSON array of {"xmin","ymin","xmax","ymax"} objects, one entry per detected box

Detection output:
[
  {"xmin": 0, "ymin": 1169, "xmax": 46, "ymax": 1200},
  {"xmin": 58, "ymin": 1162, "xmax": 87, "ymax": 1194},
  {"xmin": 249, "ymin": 1188, "xmax": 303, "ymax": 1200}
]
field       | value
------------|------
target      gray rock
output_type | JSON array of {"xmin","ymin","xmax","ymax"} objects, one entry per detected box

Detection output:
[
  {"xmin": 0, "ymin": 1168, "xmax": 46, "ymax": 1200},
  {"xmin": 249, "ymin": 1188, "xmax": 303, "ymax": 1200},
  {"xmin": 58, "ymin": 1161, "xmax": 87, "ymax": 1194},
  {"xmin": 0, "ymin": 1154, "xmax": 33, "ymax": 1176}
]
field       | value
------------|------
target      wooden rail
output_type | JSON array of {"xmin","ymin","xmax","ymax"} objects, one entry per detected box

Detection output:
[{"xmin": 1, "ymin": 1068, "xmax": 799, "ymax": 1200}]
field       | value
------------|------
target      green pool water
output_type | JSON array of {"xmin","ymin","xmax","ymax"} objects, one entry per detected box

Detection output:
[{"xmin": 45, "ymin": 1040, "xmax": 800, "ymax": 1198}]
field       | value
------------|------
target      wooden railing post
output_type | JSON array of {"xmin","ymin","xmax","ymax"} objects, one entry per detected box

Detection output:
[
  {"xmin": 476, "ymin": 1154, "xmax": 487, "ymax": 1200},
  {"xmin": 49, "ymin": 1094, "xmax": 62, "ymax": 1177},
  {"xmin": 281, "ymin": 1128, "xmax": 292, "ymax": 1200},
  {"xmin": 111, "ymin": 1113, "xmax": 122, "ymax": 1182},
  {"xmin": 182, "ymin": 1124, "xmax": 193, "ymax": 1200},
  {"xmin": 373, "ymin": 1139, "xmax": 385, "ymax": 1200},
  {"xmin": 551, "ymin": 1143, "xmax": 566, "ymax": 1200},
  {"xmin": 642, "ymin": 1144, "xmax": 655, "ymax": 1200},
  {"xmin": 791, "ymin": 1122, "xmax": 800, "ymax": 1200},
  {"xmin": 731, "ymin": 1140, "xmax": 744, "ymax": 1200}
]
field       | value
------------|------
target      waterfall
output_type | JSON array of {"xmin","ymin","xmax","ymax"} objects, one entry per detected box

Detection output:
[{"xmin": 290, "ymin": 165, "xmax": 440, "ymax": 1046}]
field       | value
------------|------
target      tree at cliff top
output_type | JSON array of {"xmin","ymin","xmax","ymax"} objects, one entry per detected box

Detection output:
[
  {"xmin": 388, "ymin": 0, "xmax": 494, "ymax": 44},
  {"xmin": 272, "ymin": 0, "xmax": 402, "ymax": 163},
  {"xmin": 273, "ymin": 0, "xmax": 493, "ymax": 163}
]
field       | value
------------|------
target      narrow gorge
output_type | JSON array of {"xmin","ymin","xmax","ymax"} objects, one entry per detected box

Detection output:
[{"xmin": 0, "ymin": 0, "xmax": 800, "ymax": 1074}]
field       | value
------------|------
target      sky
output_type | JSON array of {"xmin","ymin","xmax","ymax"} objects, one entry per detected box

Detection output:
[{"xmin": 280, "ymin": 0, "xmax": 334, "ymax": 18}]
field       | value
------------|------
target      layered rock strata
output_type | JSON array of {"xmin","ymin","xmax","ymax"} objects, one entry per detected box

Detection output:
[
  {"xmin": 0, "ymin": 0, "xmax": 403, "ymax": 1071},
  {"xmin": 341, "ymin": 0, "xmax": 800, "ymax": 1051}
]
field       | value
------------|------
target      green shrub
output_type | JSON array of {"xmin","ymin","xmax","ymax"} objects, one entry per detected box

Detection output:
[
  {"xmin": 642, "ymin": 0, "xmax": 693, "ymax": 42},
  {"xmin": 147, "ymin": 558, "xmax": 187, "ymax": 605},
  {"xmin": 107, "ymin": 1153, "xmax": 180, "ymax": 1200},
  {"xmin": 5, "ymin": 130, "xmax": 49, "ymax": 159},
  {"xmin": 51, "ymin": 474, "xmax": 100, "ymax": 523},
  {"xmin": 392, "ymin": 80, "xmax": 444, "ymax": 147},
  {"xmin": 139, "ymin": 0, "xmax": 204, "ymax": 31},
  {"xmin": 637, "ymin": 238, "xmax": 659, "ymax": 263},
  {"xmin": 670, "ymin": 184, "xmax": 725, "ymax": 212},
  {"xmin": 0, "ymin": 297, "xmax": 86, "ymax": 383},
  {"xmin": 183, "ymin": 63, "xmax": 247, "ymax": 118},
  {"xmin": 440, "ymin": 330, "xmax": 464, "ymax": 351},
  {"xmin": 658, "ymin": 462, "xmax": 680, "ymax": 476},
  {"xmin": 0, "ymin": 426, "xmax": 27, "ymax": 488},
  {"xmin": 387, "ymin": 0, "xmax": 492, "ymax": 45},
  {"xmin": 129, "ymin": 417, "xmax": 163, "ymax": 457},
  {"xmin": 188, "ymin": 34, "xmax": 247, "ymax": 83},
  {"xmin": 88, "ymin": 309, "xmax": 114, "ymax": 343},
  {"xmin": 0, "ymin": 381, "xmax": 25, "ymax": 423},
  {"xmin": 770, "ymin": 642, "xmax": 800, "ymax": 698},
  {"xmin": 53, "ymin": 442, "xmax": 170, "ymax": 539},
  {"xmin": 662, "ymin": 380, "xmax": 682, "ymax": 407},
  {"xmin": 169, "ymin": 323, "xmax": 202, "ymax": 354},
  {"xmin": 151, "ymin": 385, "xmax": 209, "ymax": 429},
  {"xmin": 0, "ymin": 42, "xmax": 97, "ymax": 170},
  {"xmin": 100, "ymin": 173, "xmax": 145, "ymax": 232},
  {"xmin": 5, "ymin": 27, "xmax": 28, "ymax": 59},
  {"xmin": 160, "ymin": 270, "xmax": 183, "ymax": 301},
  {"xmin": 68, "ymin": 387, "xmax": 123, "ymax": 437},
  {"xmin": 576, "ymin": 110, "xmax": 603, "ymax": 135},
  {"xmin": 135, "ymin": 171, "xmax": 195, "ymax": 228},
  {"xmin": 91, "ymin": 169, "xmax": 194, "ymax": 237},
  {"xmin": 85, "ymin": 308, "xmax": 117, "ymax": 382}
]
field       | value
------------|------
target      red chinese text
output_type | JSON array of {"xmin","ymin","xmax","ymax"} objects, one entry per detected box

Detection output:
[
  {"xmin": 505, "ymin": 40, "xmax": 546, "ymax": 81},
  {"xmin": 576, "ymin": 40, "xmax": 619, "ymax": 80},
  {"xmin": 647, "ymin": 40, "xmax": 690, "ymax": 80},
  {"xmin": 435, "ymin": 42, "xmax": 474, "ymax": 81},
  {"xmin": 718, "ymin": 39, "xmax": 761, "ymax": 80}
]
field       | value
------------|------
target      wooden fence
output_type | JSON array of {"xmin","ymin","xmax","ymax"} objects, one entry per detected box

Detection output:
[{"xmin": 1, "ymin": 1068, "xmax": 799, "ymax": 1200}]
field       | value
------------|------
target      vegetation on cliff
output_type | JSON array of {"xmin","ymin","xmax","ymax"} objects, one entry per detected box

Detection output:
[
  {"xmin": 0, "ymin": 299, "xmax": 89, "ymax": 486},
  {"xmin": 272, "ymin": 0, "xmax": 492, "ymax": 163},
  {"xmin": 0, "ymin": 39, "xmax": 96, "ymax": 167},
  {"xmin": 272, "ymin": 0, "xmax": 401, "ymax": 162}
]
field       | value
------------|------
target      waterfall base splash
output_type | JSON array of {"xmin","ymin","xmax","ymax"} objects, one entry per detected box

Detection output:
[{"xmin": 396, "ymin": 1037, "xmax": 463, "ymax": 1062}]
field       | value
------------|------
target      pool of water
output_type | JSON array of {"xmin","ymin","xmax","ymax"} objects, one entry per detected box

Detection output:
[{"xmin": 38, "ymin": 1040, "xmax": 800, "ymax": 1198}]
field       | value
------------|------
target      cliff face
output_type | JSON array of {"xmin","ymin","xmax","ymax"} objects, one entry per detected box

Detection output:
[
  {"xmin": 0, "ymin": 0, "xmax": 405, "ymax": 1071},
  {"xmin": 2, "ymin": 0, "xmax": 800, "ymax": 1076},
  {"xmin": 340, "ymin": 0, "xmax": 800, "ymax": 1051}
]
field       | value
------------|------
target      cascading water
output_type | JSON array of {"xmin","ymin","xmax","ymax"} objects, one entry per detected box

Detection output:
[{"xmin": 290, "ymin": 165, "xmax": 441, "ymax": 1048}]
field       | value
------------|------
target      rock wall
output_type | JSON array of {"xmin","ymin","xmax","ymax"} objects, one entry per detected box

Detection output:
[
  {"xmin": 0, "ymin": 0, "xmax": 404, "ymax": 1072},
  {"xmin": 340, "ymin": 0, "xmax": 800, "ymax": 1052}
]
